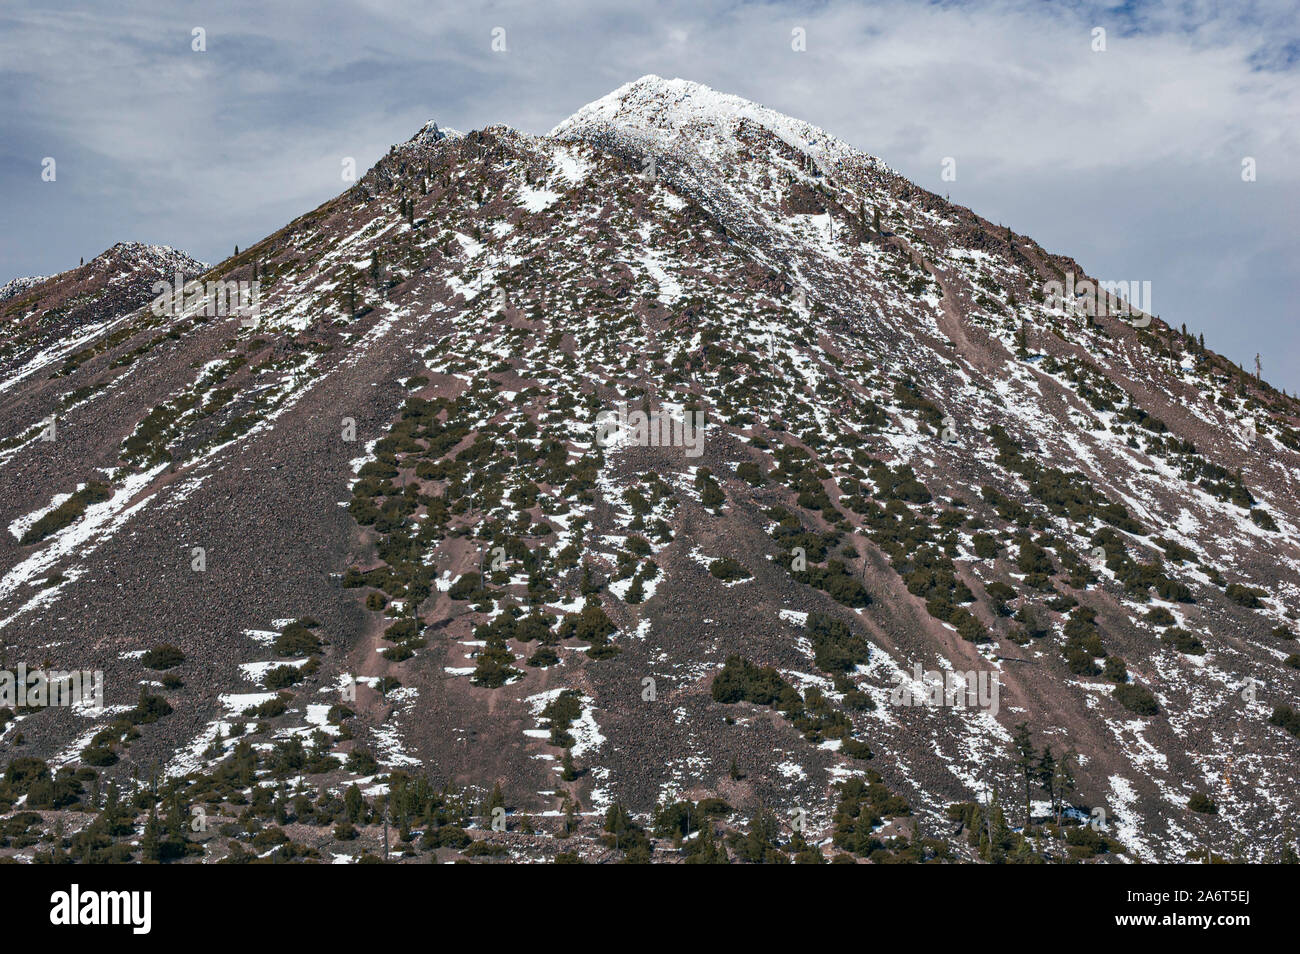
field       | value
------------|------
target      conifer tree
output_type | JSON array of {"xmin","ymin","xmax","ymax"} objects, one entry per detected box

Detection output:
[
  {"xmin": 344, "ymin": 782, "xmax": 364, "ymax": 823},
  {"xmin": 1053, "ymin": 751, "xmax": 1077, "ymax": 825},
  {"xmin": 1035, "ymin": 748, "xmax": 1057, "ymax": 819},
  {"xmin": 141, "ymin": 808, "xmax": 161, "ymax": 862},
  {"xmin": 687, "ymin": 819, "xmax": 729, "ymax": 864},
  {"xmin": 1012, "ymin": 723, "xmax": 1036, "ymax": 826}
]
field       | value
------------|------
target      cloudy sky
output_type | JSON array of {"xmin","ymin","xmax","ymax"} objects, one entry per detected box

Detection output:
[{"xmin": 3, "ymin": 0, "xmax": 1298, "ymax": 389}]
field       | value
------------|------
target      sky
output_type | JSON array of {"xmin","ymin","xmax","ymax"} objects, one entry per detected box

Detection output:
[{"xmin": 2, "ymin": 0, "xmax": 1298, "ymax": 389}]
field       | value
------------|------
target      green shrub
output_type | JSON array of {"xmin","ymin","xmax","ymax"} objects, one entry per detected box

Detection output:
[
  {"xmin": 807, "ymin": 613, "xmax": 870, "ymax": 672},
  {"xmin": 141, "ymin": 644, "xmax": 184, "ymax": 670},
  {"xmin": 127, "ymin": 689, "xmax": 173, "ymax": 725},
  {"xmin": 1225, "ymin": 583, "xmax": 1266, "ymax": 608},
  {"xmin": 1269, "ymin": 703, "xmax": 1300, "ymax": 738},
  {"xmin": 736, "ymin": 461, "xmax": 766, "ymax": 486},
  {"xmin": 709, "ymin": 557, "xmax": 751, "ymax": 581},
  {"xmin": 448, "ymin": 573, "xmax": 483, "ymax": 600},
  {"xmin": 1145, "ymin": 607, "xmax": 1175, "ymax": 627},
  {"xmin": 1251, "ymin": 509, "xmax": 1278, "ymax": 531},
  {"xmin": 712, "ymin": 656, "xmax": 797, "ymax": 708},
  {"xmin": 528, "ymin": 646, "xmax": 560, "ymax": 668},
  {"xmin": 275, "ymin": 624, "xmax": 321, "ymax": 656},
  {"xmin": 1187, "ymin": 792, "xmax": 1218, "ymax": 814},
  {"xmin": 1113, "ymin": 682, "xmax": 1159, "ymax": 716},
  {"xmin": 264, "ymin": 664, "xmax": 304, "ymax": 690},
  {"xmin": 1162, "ymin": 627, "xmax": 1205, "ymax": 655},
  {"xmin": 794, "ymin": 560, "xmax": 871, "ymax": 608},
  {"xmin": 244, "ymin": 693, "xmax": 290, "ymax": 718}
]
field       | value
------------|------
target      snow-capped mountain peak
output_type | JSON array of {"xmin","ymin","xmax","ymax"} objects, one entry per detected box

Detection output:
[{"xmin": 551, "ymin": 74, "xmax": 888, "ymax": 175}]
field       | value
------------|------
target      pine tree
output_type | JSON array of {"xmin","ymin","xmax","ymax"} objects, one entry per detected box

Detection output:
[
  {"xmin": 1053, "ymin": 751, "xmax": 1077, "ymax": 825},
  {"xmin": 344, "ymin": 782, "xmax": 364, "ymax": 822},
  {"xmin": 51, "ymin": 817, "xmax": 66, "ymax": 863},
  {"xmin": 162, "ymin": 790, "xmax": 188, "ymax": 860},
  {"xmin": 1035, "ymin": 748, "xmax": 1057, "ymax": 820},
  {"xmin": 686, "ymin": 819, "xmax": 728, "ymax": 864},
  {"xmin": 1013, "ymin": 829, "xmax": 1034, "ymax": 862},
  {"xmin": 986, "ymin": 786, "xmax": 1011, "ymax": 864},
  {"xmin": 739, "ymin": 809, "xmax": 786, "ymax": 864},
  {"xmin": 1012, "ymin": 722, "xmax": 1036, "ymax": 826},
  {"xmin": 560, "ymin": 749, "xmax": 578, "ymax": 781},
  {"xmin": 141, "ymin": 808, "xmax": 161, "ymax": 862},
  {"xmin": 604, "ymin": 801, "xmax": 633, "ymax": 850},
  {"xmin": 791, "ymin": 831, "xmax": 825, "ymax": 864}
]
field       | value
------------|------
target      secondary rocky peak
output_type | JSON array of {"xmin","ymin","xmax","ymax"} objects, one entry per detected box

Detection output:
[{"xmin": 402, "ymin": 119, "xmax": 464, "ymax": 151}]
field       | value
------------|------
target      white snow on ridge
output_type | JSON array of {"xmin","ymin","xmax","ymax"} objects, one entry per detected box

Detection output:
[
  {"xmin": 517, "ymin": 184, "xmax": 561, "ymax": 212},
  {"xmin": 551, "ymin": 74, "xmax": 891, "ymax": 175},
  {"xmin": 0, "ymin": 274, "xmax": 51, "ymax": 301}
]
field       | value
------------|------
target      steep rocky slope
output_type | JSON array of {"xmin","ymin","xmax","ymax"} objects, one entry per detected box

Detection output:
[{"xmin": 1, "ymin": 77, "xmax": 1297, "ymax": 863}]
